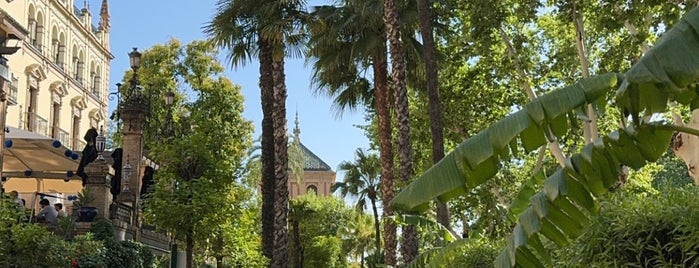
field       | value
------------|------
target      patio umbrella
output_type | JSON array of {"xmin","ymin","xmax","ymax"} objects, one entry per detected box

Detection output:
[{"xmin": 2, "ymin": 126, "xmax": 80, "ymax": 179}]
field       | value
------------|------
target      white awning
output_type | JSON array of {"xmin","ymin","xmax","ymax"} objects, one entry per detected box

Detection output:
[{"xmin": 2, "ymin": 126, "xmax": 81, "ymax": 179}]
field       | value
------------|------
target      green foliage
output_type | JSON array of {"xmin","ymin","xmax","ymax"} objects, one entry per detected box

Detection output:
[
  {"xmin": 139, "ymin": 38, "xmax": 254, "ymax": 264},
  {"xmin": 653, "ymin": 149, "xmax": 695, "ymax": 188},
  {"xmin": 304, "ymin": 236, "xmax": 344, "ymax": 268},
  {"xmin": 89, "ymin": 220, "xmax": 116, "ymax": 242},
  {"xmin": 73, "ymin": 188, "xmax": 95, "ymax": 208},
  {"xmin": 449, "ymin": 239, "xmax": 502, "ymax": 268},
  {"xmin": 290, "ymin": 194, "xmax": 355, "ymax": 267},
  {"xmin": 554, "ymin": 186, "xmax": 699, "ymax": 267},
  {"xmin": 391, "ymin": 4, "xmax": 699, "ymax": 268}
]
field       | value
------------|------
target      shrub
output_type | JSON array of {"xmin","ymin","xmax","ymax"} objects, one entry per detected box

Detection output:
[
  {"xmin": 89, "ymin": 220, "xmax": 115, "ymax": 242},
  {"xmin": 555, "ymin": 186, "xmax": 699, "ymax": 267},
  {"xmin": 448, "ymin": 238, "xmax": 502, "ymax": 268}
]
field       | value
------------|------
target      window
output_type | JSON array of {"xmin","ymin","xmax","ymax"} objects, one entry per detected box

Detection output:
[
  {"xmin": 71, "ymin": 115, "xmax": 80, "ymax": 150},
  {"xmin": 27, "ymin": 5, "xmax": 35, "ymax": 44},
  {"xmin": 51, "ymin": 102, "xmax": 60, "ymax": 139},
  {"xmin": 26, "ymin": 86, "xmax": 38, "ymax": 132},
  {"xmin": 306, "ymin": 185, "xmax": 318, "ymax": 195},
  {"xmin": 34, "ymin": 12, "xmax": 44, "ymax": 51}
]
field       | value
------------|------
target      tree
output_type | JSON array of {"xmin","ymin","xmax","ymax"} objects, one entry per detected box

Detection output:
[
  {"xmin": 307, "ymin": 0, "xmax": 403, "ymax": 264},
  {"xmin": 206, "ymin": 1, "xmax": 308, "ymax": 266},
  {"xmin": 382, "ymin": 0, "xmax": 419, "ymax": 262},
  {"xmin": 415, "ymin": 0, "xmax": 451, "ymax": 231},
  {"xmin": 333, "ymin": 148, "xmax": 383, "ymax": 254},
  {"xmin": 289, "ymin": 193, "xmax": 355, "ymax": 268},
  {"xmin": 142, "ymin": 40, "xmax": 254, "ymax": 268},
  {"xmin": 390, "ymin": 8, "xmax": 699, "ymax": 267}
]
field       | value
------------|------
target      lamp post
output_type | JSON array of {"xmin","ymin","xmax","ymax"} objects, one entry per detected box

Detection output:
[{"xmin": 164, "ymin": 89, "xmax": 175, "ymax": 137}]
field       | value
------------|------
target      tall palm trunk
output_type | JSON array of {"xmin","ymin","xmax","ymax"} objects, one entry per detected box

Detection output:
[
  {"xmin": 373, "ymin": 49, "xmax": 397, "ymax": 266},
  {"xmin": 291, "ymin": 218, "xmax": 301, "ymax": 268},
  {"xmin": 272, "ymin": 56, "xmax": 290, "ymax": 268},
  {"xmin": 383, "ymin": 0, "xmax": 418, "ymax": 263},
  {"xmin": 415, "ymin": 0, "xmax": 450, "ymax": 229},
  {"xmin": 259, "ymin": 39, "xmax": 276, "ymax": 262},
  {"xmin": 369, "ymin": 196, "xmax": 381, "ymax": 253}
]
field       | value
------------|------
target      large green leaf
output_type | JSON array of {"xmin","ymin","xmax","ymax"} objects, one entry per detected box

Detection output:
[
  {"xmin": 495, "ymin": 124, "xmax": 675, "ymax": 267},
  {"xmin": 617, "ymin": 7, "xmax": 699, "ymax": 119},
  {"xmin": 395, "ymin": 7, "xmax": 699, "ymax": 267},
  {"xmin": 390, "ymin": 74, "xmax": 618, "ymax": 212}
]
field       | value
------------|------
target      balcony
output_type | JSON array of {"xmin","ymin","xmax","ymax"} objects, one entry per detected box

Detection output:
[
  {"xmin": 27, "ymin": 112, "xmax": 49, "ymax": 136},
  {"xmin": 56, "ymin": 128, "xmax": 70, "ymax": 147},
  {"xmin": 6, "ymin": 76, "xmax": 17, "ymax": 105}
]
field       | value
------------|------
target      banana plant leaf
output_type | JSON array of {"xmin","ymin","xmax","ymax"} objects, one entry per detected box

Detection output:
[
  {"xmin": 391, "ymin": 6, "xmax": 699, "ymax": 268},
  {"xmin": 389, "ymin": 73, "xmax": 619, "ymax": 212}
]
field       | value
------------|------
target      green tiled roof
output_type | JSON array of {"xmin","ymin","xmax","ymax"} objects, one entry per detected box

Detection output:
[{"xmin": 300, "ymin": 143, "xmax": 332, "ymax": 171}]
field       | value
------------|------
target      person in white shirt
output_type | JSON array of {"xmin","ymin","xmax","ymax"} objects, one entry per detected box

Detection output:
[
  {"xmin": 37, "ymin": 199, "xmax": 57, "ymax": 225},
  {"xmin": 9, "ymin": 190, "xmax": 23, "ymax": 209},
  {"xmin": 54, "ymin": 203, "xmax": 67, "ymax": 218}
]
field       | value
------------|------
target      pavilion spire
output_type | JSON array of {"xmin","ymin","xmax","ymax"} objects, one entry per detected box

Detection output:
[{"xmin": 293, "ymin": 110, "xmax": 300, "ymax": 142}]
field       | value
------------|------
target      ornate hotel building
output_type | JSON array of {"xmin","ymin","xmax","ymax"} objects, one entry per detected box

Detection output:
[{"xmin": 1, "ymin": 0, "xmax": 112, "ymax": 151}]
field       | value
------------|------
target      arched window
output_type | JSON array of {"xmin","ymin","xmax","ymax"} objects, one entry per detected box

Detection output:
[
  {"xmin": 71, "ymin": 45, "xmax": 78, "ymax": 78},
  {"xmin": 51, "ymin": 27, "xmax": 59, "ymax": 63},
  {"xmin": 91, "ymin": 64, "xmax": 101, "ymax": 98},
  {"xmin": 35, "ymin": 12, "xmax": 44, "ymax": 51},
  {"xmin": 27, "ymin": 5, "xmax": 35, "ymax": 45},
  {"xmin": 74, "ymin": 50, "xmax": 85, "ymax": 83},
  {"xmin": 306, "ymin": 185, "xmax": 318, "ymax": 195}
]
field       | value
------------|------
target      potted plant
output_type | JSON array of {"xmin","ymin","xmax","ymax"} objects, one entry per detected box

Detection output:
[{"xmin": 72, "ymin": 188, "xmax": 98, "ymax": 222}]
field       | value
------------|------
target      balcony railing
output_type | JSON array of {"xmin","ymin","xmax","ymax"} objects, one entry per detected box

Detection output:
[
  {"xmin": 6, "ymin": 76, "xmax": 17, "ymax": 105},
  {"xmin": 32, "ymin": 113, "xmax": 49, "ymax": 136},
  {"xmin": 56, "ymin": 128, "xmax": 70, "ymax": 147}
]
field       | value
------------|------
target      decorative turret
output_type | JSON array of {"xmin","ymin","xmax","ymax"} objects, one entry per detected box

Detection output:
[
  {"xmin": 293, "ymin": 111, "xmax": 301, "ymax": 143},
  {"xmin": 98, "ymin": 0, "xmax": 110, "ymax": 31},
  {"xmin": 81, "ymin": 0, "xmax": 92, "ymax": 30},
  {"xmin": 98, "ymin": 0, "xmax": 110, "ymax": 49}
]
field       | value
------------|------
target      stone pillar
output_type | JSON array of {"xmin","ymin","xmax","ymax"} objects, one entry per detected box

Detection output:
[
  {"xmin": 118, "ymin": 97, "xmax": 146, "ymax": 205},
  {"xmin": 84, "ymin": 160, "xmax": 114, "ymax": 221}
]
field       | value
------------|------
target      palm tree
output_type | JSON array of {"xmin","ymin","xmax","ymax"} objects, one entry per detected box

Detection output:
[
  {"xmin": 415, "ymin": 0, "xmax": 450, "ymax": 229},
  {"xmin": 389, "ymin": 8, "xmax": 699, "ymax": 267},
  {"xmin": 206, "ymin": 1, "xmax": 307, "ymax": 266},
  {"xmin": 382, "ymin": 0, "xmax": 419, "ymax": 263},
  {"xmin": 334, "ymin": 148, "xmax": 383, "ymax": 253},
  {"xmin": 307, "ymin": 0, "xmax": 399, "ymax": 264}
]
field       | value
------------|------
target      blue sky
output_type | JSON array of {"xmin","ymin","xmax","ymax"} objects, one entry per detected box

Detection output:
[{"xmin": 103, "ymin": 0, "xmax": 369, "ymax": 176}]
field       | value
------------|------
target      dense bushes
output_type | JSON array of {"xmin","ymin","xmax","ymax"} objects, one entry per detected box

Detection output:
[
  {"xmin": 0, "ymin": 201, "xmax": 156, "ymax": 268},
  {"xmin": 555, "ymin": 186, "xmax": 699, "ymax": 267},
  {"xmin": 448, "ymin": 238, "xmax": 502, "ymax": 268}
]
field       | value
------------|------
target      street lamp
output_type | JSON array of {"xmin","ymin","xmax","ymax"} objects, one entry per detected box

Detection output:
[
  {"xmin": 95, "ymin": 126, "xmax": 106, "ymax": 161},
  {"xmin": 129, "ymin": 47, "xmax": 141, "ymax": 70},
  {"xmin": 164, "ymin": 89, "xmax": 174, "ymax": 106}
]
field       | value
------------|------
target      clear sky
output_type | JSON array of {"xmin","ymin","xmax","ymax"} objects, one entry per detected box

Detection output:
[{"xmin": 102, "ymin": 0, "xmax": 370, "ymax": 176}]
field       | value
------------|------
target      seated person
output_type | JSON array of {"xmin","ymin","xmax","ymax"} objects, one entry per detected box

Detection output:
[
  {"xmin": 9, "ymin": 190, "xmax": 23, "ymax": 209},
  {"xmin": 36, "ymin": 199, "xmax": 57, "ymax": 225},
  {"xmin": 54, "ymin": 203, "xmax": 67, "ymax": 218}
]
